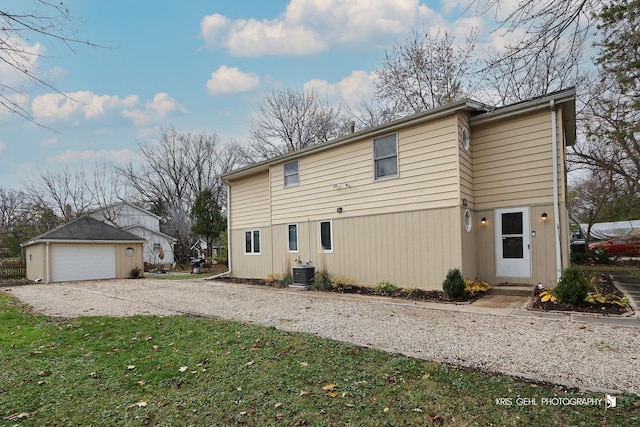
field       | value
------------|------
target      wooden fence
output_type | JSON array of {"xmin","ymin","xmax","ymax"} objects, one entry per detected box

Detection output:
[{"xmin": 0, "ymin": 261, "xmax": 26, "ymax": 279}]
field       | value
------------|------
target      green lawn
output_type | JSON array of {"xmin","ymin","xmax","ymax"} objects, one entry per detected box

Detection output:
[{"xmin": 1, "ymin": 293, "xmax": 638, "ymax": 426}]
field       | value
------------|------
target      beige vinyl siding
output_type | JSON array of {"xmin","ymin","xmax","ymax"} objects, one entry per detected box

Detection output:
[
  {"xmin": 472, "ymin": 110, "xmax": 558, "ymax": 211},
  {"xmin": 229, "ymin": 171, "xmax": 270, "ymax": 229},
  {"xmin": 458, "ymin": 113, "xmax": 474, "ymax": 208},
  {"xmin": 114, "ymin": 243, "xmax": 144, "ymax": 278},
  {"xmin": 259, "ymin": 208, "xmax": 464, "ymax": 290},
  {"xmin": 230, "ymin": 228, "xmax": 272, "ymax": 279},
  {"xmin": 25, "ymin": 243, "xmax": 46, "ymax": 281},
  {"xmin": 475, "ymin": 204, "xmax": 559, "ymax": 287},
  {"xmin": 270, "ymin": 116, "xmax": 461, "ymax": 224}
]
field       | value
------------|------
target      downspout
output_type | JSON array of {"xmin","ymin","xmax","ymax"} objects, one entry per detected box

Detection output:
[
  {"xmin": 45, "ymin": 241, "xmax": 50, "ymax": 284},
  {"xmin": 550, "ymin": 100, "xmax": 562, "ymax": 281}
]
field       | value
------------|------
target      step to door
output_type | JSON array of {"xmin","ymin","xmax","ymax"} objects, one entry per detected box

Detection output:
[{"xmin": 489, "ymin": 284, "xmax": 535, "ymax": 297}]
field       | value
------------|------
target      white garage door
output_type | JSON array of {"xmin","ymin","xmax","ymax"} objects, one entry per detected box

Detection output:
[{"xmin": 52, "ymin": 245, "xmax": 116, "ymax": 282}]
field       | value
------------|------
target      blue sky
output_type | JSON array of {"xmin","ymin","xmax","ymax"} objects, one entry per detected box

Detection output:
[{"xmin": 0, "ymin": 0, "xmax": 511, "ymax": 190}]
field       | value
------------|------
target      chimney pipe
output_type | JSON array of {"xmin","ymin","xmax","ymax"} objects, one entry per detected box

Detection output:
[{"xmin": 349, "ymin": 121, "xmax": 355, "ymax": 133}]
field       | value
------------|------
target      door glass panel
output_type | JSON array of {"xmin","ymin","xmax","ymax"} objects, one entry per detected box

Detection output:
[
  {"xmin": 502, "ymin": 212, "xmax": 523, "ymax": 235},
  {"xmin": 503, "ymin": 237, "xmax": 523, "ymax": 259}
]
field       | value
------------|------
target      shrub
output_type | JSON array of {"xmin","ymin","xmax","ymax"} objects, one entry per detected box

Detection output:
[
  {"xmin": 277, "ymin": 272, "xmax": 293, "ymax": 287},
  {"xmin": 313, "ymin": 269, "xmax": 332, "ymax": 291},
  {"xmin": 129, "ymin": 266, "xmax": 142, "ymax": 279},
  {"xmin": 442, "ymin": 268, "xmax": 466, "ymax": 299},
  {"xmin": 464, "ymin": 279, "xmax": 491, "ymax": 297},
  {"xmin": 374, "ymin": 281, "xmax": 398, "ymax": 295},
  {"xmin": 554, "ymin": 267, "xmax": 589, "ymax": 305},
  {"xmin": 591, "ymin": 247, "xmax": 618, "ymax": 265}
]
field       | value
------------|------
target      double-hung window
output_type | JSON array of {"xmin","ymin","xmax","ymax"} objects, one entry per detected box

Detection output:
[
  {"xmin": 284, "ymin": 160, "xmax": 299, "ymax": 187},
  {"xmin": 244, "ymin": 229, "xmax": 261, "ymax": 254},
  {"xmin": 287, "ymin": 224, "xmax": 298, "ymax": 252},
  {"xmin": 318, "ymin": 220, "xmax": 333, "ymax": 253},
  {"xmin": 373, "ymin": 134, "xmax": 398, "ymax": 180}
]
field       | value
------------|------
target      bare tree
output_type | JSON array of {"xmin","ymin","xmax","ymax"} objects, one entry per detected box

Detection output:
[
  {"xmin": 1, "ymin": 1, "xmax": 101, "ymax": 124},
  {"xmin": 568, "ymin": 172, "xmax": 614, "ymax": 247},
  {"xmin": 243, "ymin": 87, "xmax": 345, "ymax": 161},
  {"xmin": 23, "ymin": 166, "xmax": 95, "ymax": 221},
  {"xmin": 0, "ymin": 187, "xmax": 24, "ymax": 230},
  {"xmin": 116, "ymin": 126, "xmax": 242, "ymax": 262},
  {"xmin": 469, "ymin": 0, "xmax": 597, "ymax": 73},
  {"xmin": 342, "ymin": 94, "xmax": 403, "ymax": 130},
  {"xmin": 374, "ymin": 29, "xmax": 479, "ymax": 116},
  {"xmin": 482, "ymin": 37, "xmax": 583, "ymax": 105}
]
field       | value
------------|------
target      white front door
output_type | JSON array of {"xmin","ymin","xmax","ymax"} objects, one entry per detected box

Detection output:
[{"xmin": 495, "ymin": 207, "xmax": 531, "ymax": 277}]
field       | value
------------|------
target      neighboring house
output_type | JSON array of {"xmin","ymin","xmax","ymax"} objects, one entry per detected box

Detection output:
[
  {"xmin": 220, "ymin": 89, "xmax": 576, "ymax": 290},
  {"xmin": 22, "ymin": 216, "xmax": 145, "ymax": 283},
  {"xmin": 87, "ymin": 201, "xmax": 177, "ymax": 265}
]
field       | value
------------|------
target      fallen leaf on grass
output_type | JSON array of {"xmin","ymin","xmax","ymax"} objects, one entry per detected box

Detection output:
[
  {"xmin": 322, "ymin": 384, "xmax": 336, "ymax": 391},
  {"xmin": 274, "ymin": 402, "xmax": 283, "ymax": 409},
  {"xmin": 244, "ymin": 360, "xmax": 255, "ymax": 366},
  {"xmin": 299, "ymin": 390, "xmax": 310, "ymax": 397},
  {"xmin": 129, "ymin": 401, "xmax": 148, "ymax": 408},
  {"xmin": 4, "ymin": 412, "xmax": 31, "ymax": 421},
  {"xmin": 178, "ymin": 366, "xmax": 188, "ymax": 372},
  {"xmin": 299, "ymin": 362, "xmax": 309, "ymax": 367},
  {"xmin": 127, "ymin": 365, "xmax": 136, "ymax": 370},
  {"xmin": 136, "ymin": 381, "xmax": 145, "ymax": 386},
  {"xmin": 383, "ymin": 407, "xmax": 390, "ymax": 413}
]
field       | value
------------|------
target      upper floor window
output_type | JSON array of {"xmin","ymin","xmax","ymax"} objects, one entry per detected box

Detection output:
[
  {"xmin": 284, "ymin": 161, "xmax": 299, "ymax": 187},
  {"xmin": 374, "ymin": 134, "xmax": 398, "ymax": 180},
  {"xmin": 244, "ymin": 229, "xmax": 261, "ymax": 254}
]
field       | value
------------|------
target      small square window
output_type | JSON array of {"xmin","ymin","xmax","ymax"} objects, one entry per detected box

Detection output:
[
  {"xmin": 284, "ymin": 161, "xmax": 299, "ymax": 187},
  {"xmin": 374, "ymin": 134, "xmax": 398, "ymax": 180}
]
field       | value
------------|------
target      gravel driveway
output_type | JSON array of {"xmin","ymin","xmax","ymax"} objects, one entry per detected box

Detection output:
[{"xmin": 4, "ymin": 278, "xmax": 640, "ymax": 395}]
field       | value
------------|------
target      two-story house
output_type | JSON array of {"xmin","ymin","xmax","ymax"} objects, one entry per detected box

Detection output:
[
  {"xmin": 88, "ymin": 201, "xmax": 177, "ymax": 266},
  {"xmin": 220, "ymin": 89, "xmax": 576, "ymax": 290}
]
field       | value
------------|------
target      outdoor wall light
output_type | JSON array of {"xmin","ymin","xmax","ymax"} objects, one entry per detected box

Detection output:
[
  {"xmin": 481, "ymin": 217, "xmax": 487, "ymax": 224},
  {"xmin": 541, "ymin": 212, "xmax": 548, "ymax": 221},
  {"xmin": 337, "ymin": 207, "xmax": 343, "ymax": 213}
]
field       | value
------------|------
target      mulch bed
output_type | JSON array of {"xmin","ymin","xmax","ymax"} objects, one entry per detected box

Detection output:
[
  {"xmin": 215, "ymin": 277, "xmax": 479, "ymax": 303},
  {"xmin": 529, "ymin": 273, "xmax": 630, "ymax": 315}
]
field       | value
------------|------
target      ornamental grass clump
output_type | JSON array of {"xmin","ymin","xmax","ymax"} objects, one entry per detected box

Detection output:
[
  {"xmin": 442, "ymin": 267, "xmax": 466, "ymax": 299},
  {"xmin": 554, "ymin": 267, "xmax": 589, "ymax": 305}
]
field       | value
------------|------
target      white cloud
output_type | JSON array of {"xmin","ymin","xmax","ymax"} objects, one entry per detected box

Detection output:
[
  {"xmin": 201, "ymin": 0, "xmax": 437, "ymax": 56},
  {"xmin": 32, "ymin": 91, "xmax": 138, "ymax": 121},
  {"xmin": 0, "ymin": 37, "xmax": 44, "ymax": 86},
  {"xmin": 0, "ymin": 142, "xmax": 6, "ymax": 153},
  {"xmin": 304, "ymin": 70, "xmax": 375, "ymax": 104},
  {"xmin": 121, "ymin": 93, "xmax": 187, "ymax": 127},
  {"xmin": 42, "ymin": 138, "xmax": 58, "ymax": 147},
  {"xmin": 47, "ymin": 148, "xmax": 138, "ymax": 164},
  {"xmin": 206, "ymin": 65, "xmax": 261, "ymax": 96},
  {"xmin": 31, "ymin": 91, "xmax": 185, "ymax": 126}
]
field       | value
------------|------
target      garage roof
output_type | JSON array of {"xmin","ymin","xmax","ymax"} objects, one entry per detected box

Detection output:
[{"xmin": 22, "ymin": 216, "xmax": 147, "ymax": 247}]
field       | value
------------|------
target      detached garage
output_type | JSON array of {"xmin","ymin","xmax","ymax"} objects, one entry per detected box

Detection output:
[{"xmin": 22, "ymin": 216, "xmax": 146, "ymax": 283}]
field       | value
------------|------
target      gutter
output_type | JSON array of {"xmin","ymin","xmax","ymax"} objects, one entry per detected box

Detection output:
[{"xmin": 550, "ymin": 100, "xmax": 563, "ymax": 281}]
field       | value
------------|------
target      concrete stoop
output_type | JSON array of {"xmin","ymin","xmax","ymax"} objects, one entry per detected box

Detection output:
[{"xmin": 489, "ymin": 283, "xmax": 535, "ymax": 297}]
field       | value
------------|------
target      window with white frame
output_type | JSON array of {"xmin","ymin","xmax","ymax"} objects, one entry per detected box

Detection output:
[
  {"xmin": 284, "ymin": 160, "xmax": 299, "ymax": 187},
  {"xmin": 287, "ymin": 224, "xmax": 298, "ymax": 252},
  {"xmin": 318, "ymin": 220, "xmax": 333, "ymax": 252},
  {"xmin": 244, "ymin": 229, "xmax": 261, "ymax": 254},
  {"xmin": 373, "ymin": 133, "xmax": 398, "ymax": 180}
]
